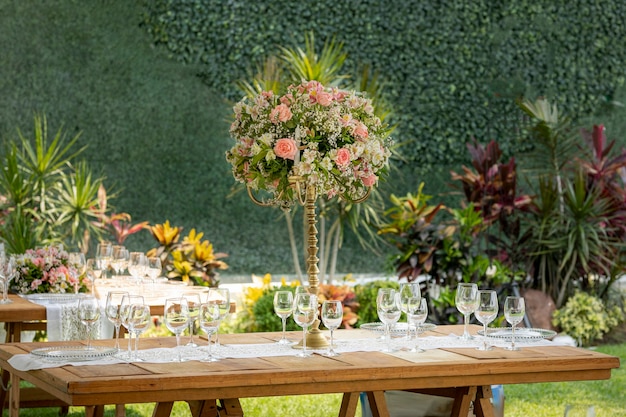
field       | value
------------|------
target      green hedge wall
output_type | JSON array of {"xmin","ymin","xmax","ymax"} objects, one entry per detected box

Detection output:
[{"xmin": 141, "ymin": 0, "xmax": 626, "ymax": 167}]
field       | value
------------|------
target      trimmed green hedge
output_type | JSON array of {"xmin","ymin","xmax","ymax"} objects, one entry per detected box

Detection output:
[{"xmin": 141, "ymin": 0, "xmax": 626, "ymax": 166}]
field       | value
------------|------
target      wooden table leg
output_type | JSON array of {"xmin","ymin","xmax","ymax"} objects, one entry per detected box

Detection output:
[
  {"xmin": 366, "ymin": 391, "xmax": 390, "ymax": 417},
  {"xmin": 153, "ymin": 401, "xmax": 175, "ymax": 417},
  {"xmin": 187, "ymin": 400, "xmax": 219, "ymax": 417},
  {"xmin": 339, "ymin": 392, "xmax": 360, "ymax": 417},
  {"xmin": 473, "ymin": 386, "xmax": 495, "ymax": 417},
  {"xmin": 9, "ymin": 372, "xmax": 20, "ymax": 417},
  {"xmin": 115, "ymin": 403, "xmax": 126, "ymax": 417},
  {"xmin": 450, "ymin": 386, "xmax": 477, "ymax": 417},
  {"xmin": 219, "ymin": 398, "xmax": 243, "ymax": 416},
  {"xmin": 84, "ymin": 405, "xmax": 105, "ymax": 417}
]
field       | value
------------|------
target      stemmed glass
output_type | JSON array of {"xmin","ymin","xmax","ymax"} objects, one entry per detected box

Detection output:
[
  {"xmin": 105, "ymin": 291, "xmax": 129, "ymax": 351},
  {"xmin": 475, "ymin": 290, "xmax": 499, "ymax": 351},
  {"xmin": 68, "ymin": 252, "xmax": 86, "ymax": 293},
  {"xmin": 207, "ymin": 288, "xmax": 230, "ymax": 352},
  {"xmin": 376, "ymin": 288, "xmax": 402, "ymax": 352},
  {"xmin": 273, "ymin": 291, "xmax": 294, "ymax": 345},
  {"xmin": 399, "ymin": 282, "xmax": 421, "ymax": 340},
  {"xmin": 182, "ymin": 292, "xmax": 201, "ymax": 347},
  {"xmin": 164, "ymin": 297, "xmax": 190, "ymax": 362},
  {"xmin": 321, "ymin": 300, "xmax": 343, "ymax": 357},
  {"xmin": 146, "ymin": 256, "xmax": 162, "ymax": 284},
  {"xmin": 111, "ymin": 245, "xmax": 129, "ymax": 278},
  {"xmin": 78, "ymin": 296, "xmax": 101, "ymax": 350},
  {"xmin": 198, "ymin": 301, "xmax": 221, "ymax": 362},
  {"xmin": 86, "ymin": 258, "xmax": 103, "ymax": 287},
  {"xmin": 128, "ymin": 252, "xmax": 147, "ymax": 284},
  {"xmin": 504, "ymin": 296, "xmax": 526, "ymax": 351},
  {"xmin": 120, "ymin": 294, "xmax": 144, "ymax": 357},
  {"xmin": 293, "ymin": 293, "xmax": 318, "ymax": 358},
  {"xmin": 127, "ymin": 303, "xmax": 151, "ymax": 361},
  {"xmin": 409, "ymin": 298, "xmax": 429, "ymax": 353},
  {"xmin": 455, "ymin": 283, "xmax": 479, "ymax": 340},
  {"xmin": 0, "ymin": 256, "xmax": 16, "ymax": 304},
  {"xmin": 96, "ymin": 242, "xmax": 113, "ymax": 276}
]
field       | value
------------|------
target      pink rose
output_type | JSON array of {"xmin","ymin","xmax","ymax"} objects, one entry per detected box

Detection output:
[
  {"xmin": 270, "ymin": 103, "xmax": 293, "ymax": 124},
  {"xmin": 316, "ymin": 91, "xmax": 333, "ymax": 106},
  {"xmin": 353, "ymin": 122, "xmax": 369, "ymax": 139},
  {"xmin": 361, "ymin": 174, "xmax": 378, "ymax": 187},
  {"xmin": 335, "ymin": 148, "xmax": 351, "ymax": 167},
  {"xmin": 274, "ymin": 138, "xmax": 298, "ymax": 160}
]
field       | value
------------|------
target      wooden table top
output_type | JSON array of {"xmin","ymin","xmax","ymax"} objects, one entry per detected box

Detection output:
[{"xmin": 0, "ymin": 326, "xmax": 620, "ymax": 409}]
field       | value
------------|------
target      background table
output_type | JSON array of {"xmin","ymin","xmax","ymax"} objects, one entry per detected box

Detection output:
[{"xmin": 0, "ymin": 327, "xmax": 619, "ymax": 417}]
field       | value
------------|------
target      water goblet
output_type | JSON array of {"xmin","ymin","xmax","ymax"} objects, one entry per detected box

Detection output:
[
  {"xmin": 504, "ymin": 296, "xmax": 526, "ymax": 351},
  {"xmin": 127, "ymin": 252, "xmax": 147, "ymax": 284},
  {"xmin": 321, "ymin": 300, "xmax": 343, "ymax": 357},
  {"xmin": 105, "ymin": 291, "xmax": 129, "ymax": 351},
  {"xmin": 86, "ymin": 258, "xmax": 103, "ymax": 288},
  {"xmin": 111, "ymin": 245, "xmax": 129, "ymax": 278},
  {"xmin": 475, "ymin": 290, "xmax": 499, "ymax": 351},
  {"xmin": 273, "ymin": 291, "xmax": 294, "ymax": 345},
  {"xmin": 164, "ymin": 297, "xmax": 190, "ymax": 362},
  {"xmin": 127, "ymin": 303, "xmax": 151, "ymax": 361},
  {"xmin": 96, "ymin": 242, "xmax": 113, "ymax": 275},
  {"xmin": 207, "ymin": 288, "xmax": 230, "ymax": 352},
  {"xmin": 78, "ymin": 296, "xmax": 101, "ymax": 350},
  {"xmin": 409, "ymin": 297, "xmax": 429, "ymax": 353},
  {"xmin": 146, "ymin": 256, "xmax": 162, "ymax": 284},
  {"xmin": 198, "ymin": 301, "xmax": 221, "ymax": 362},
  {"xmin": 377, "ymin": 288, "xmax": 402, "ymax": 352},
  {"xmin": 455, "ymin": 283, "xmax": 479, "ymax": 340},
  {"xmin": 399, "ymin": 282, "xmax": 421, "ymax": 340},
  {"xmin": 293, "ymin": 293, "xmax": 318, "ymax": 358},
  {"xmin": 182, "ymin": 292, "xmax": 201, "ymax": 347},
  {"xmin": 120, "ymin": 294, "xmax": 144, "ymax": 357}
]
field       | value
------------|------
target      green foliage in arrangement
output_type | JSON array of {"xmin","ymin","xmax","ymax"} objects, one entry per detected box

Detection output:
[
  {"xmin": 141, "ymin": 0, "xmax": 626, "ymax": 167},
  {"xmin": 353, "ymin": 280, "xmax": 399, "ymax": 326},
  {"xmin": 552, "ymin": 291, "xmax": 624, "ymax": 347}
]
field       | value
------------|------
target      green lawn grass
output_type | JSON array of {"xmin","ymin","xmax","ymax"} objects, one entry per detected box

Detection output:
[{"xmin": 6, "ymin": 343, "xmax": 622, "ymax": 417}]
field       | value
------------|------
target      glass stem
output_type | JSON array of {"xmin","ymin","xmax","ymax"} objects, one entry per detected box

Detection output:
[
  {"xmin": 511, "ymin": 324, "xmax": 516, "ymax": 350},
  {"xmin": 302, "ymin": 327, "xmax": 307, "ymax": 355},
  {"xmin": 483, "ymin": 322, "xmax": 488, "ymax": 350},
  {"xmin": 189, "ymin": 323, "xmax": 194, "ymax": 344},
  {"xmin": 175, "ymin": 333, "xmax": 182, "ymax": 362},
  {"xmin": 114, "ymin": 324, "xmax": 121, "ymax": 350},
  {"xmin": 406, "ymin": 314, "xmax": 411, "ymax": 339},
  {"xmin": 281, "ymin": 317, "xmax": 287, "ymax": 341},
  {"xmin": 127, "ymin": 331, "xmax": 133, "ymax": 358},
  {"xmin": 385, "ymin": 324, "xmax": 391, "ymax": 351},
  {"xmin": 86, "ymin": 324, "xmax": 92, "ymax": 349},
  {"xmin": 463, "ymin": 313, "xmax": 470, "ymax": 338},
  {"xmin": 207, "ymin": 332, "xmax": 212, "ymax": 359},
  {"xmin": 134, "ymin": 332, "xmax": 139, "ymax": 360}
]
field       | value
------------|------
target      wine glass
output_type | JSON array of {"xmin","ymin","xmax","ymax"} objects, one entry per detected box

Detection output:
[
  {"xmin": 164, "ymin": 297, "xmax": 190, "ymax": 362},
  {"xmin": 376, "ymin": 288, "xmax": 401, "ymax": 352},
  {"xmin": 399, "ymin": 282, "xmax": 421, "ymax": 340},
  {"xmin": 321, "ymin": 300, "xmax": 343, "ymax": 357},
  {"xmin": 409, "ymin": 297, "xmax": 429, "ymax": 353},
  {"xmin": 120, "ymin": 294, "xmax": 144, "ymax": 357},
  {"xmin": 207, "ymin": 288, "xmax": 230, "ymax": 352},
  {"xmin": 504, "ymin": 296, "xmax": 526, "ymax": 351},
  {"xmin": 273, "ymin": 291, "xmax": 294, "ymax": 345},
  {"xmin": 105, "ymin": 291, "xmax": 129, "ymax": 351},
  {"xmin": 0, "ymin": 256, "xmax": 16, "ymax": 304},
  {"xmin": 198, "ymin": 301, "xmax": 221, "ymax": 362},
  {"xmin": 95, "ymin": 242, "xmax": 113, "ymax": 275},
  {"xmin": 78, "ymin": 296, "xmax": 101, "ymax": 350},
  {"xmin": 182, "ymin": 292, "xmax": 201, "ymax": 347},
  {"xmin": 455, "ymin": 283, "xmax": 479, "ymax": 340},
  {"xmin": 146, "ymin": 256, "xmax": 162, "ymax": 284},
  {"xmin": 127, "ymin": 252, "xmax": 147, "ymax": 284},
  {"xmin": 111, "ymin": 245, "xmax": 129, "ymax": 278},
  {"xmin": 86, "ymin": 258, "xmax": 103, "ymax": 287},
  {"xmin": 68, "ymin": 252, "xmax": 86, "ymax": 293},
  {"xmin": 475, "ymin": 290, "xmax": 499, "ymax": 351},
  {"xmin": 293, "ymin": 293, "xmax": 318, "ymax": 358},
  {"xmin": 127, "ymin": 303, "xmax": 151, "ymax": 361}
]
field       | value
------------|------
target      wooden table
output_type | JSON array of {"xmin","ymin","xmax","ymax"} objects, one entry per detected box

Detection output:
[{"xmin": 0, "ymin": 326, "xmax": 619, "ymax": 417}]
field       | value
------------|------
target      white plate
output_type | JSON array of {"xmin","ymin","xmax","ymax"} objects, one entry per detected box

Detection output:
[
  {"xmin": 360, "ymin": 322, "xmax": 437, "ymax": 336},
  {"xmin": 30, "ymin": 346, "xmax": 118, "ymax": 362},
  {"xmin": 478, "ymin": 327, "xmax": 557, "ymax": 342}
]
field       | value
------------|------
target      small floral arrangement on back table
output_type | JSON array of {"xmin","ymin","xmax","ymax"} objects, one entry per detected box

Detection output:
[
  {"xmin": 10, "ymin": 245, "xmax": 90, "ymax": 294},
  {"xmin": 226, "ymin": 80, "xmax": 393, "ymax": 207}
]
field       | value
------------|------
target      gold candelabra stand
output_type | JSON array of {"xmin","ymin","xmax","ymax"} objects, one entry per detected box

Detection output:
[{"xmin": 247, "ymin": 175, "xmax": 370, "ymax": 349}]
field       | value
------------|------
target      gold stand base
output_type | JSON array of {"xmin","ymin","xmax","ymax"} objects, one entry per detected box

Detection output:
[{"xmin": 294, "ymin": 320, "xmax": 329, "ymax": 349}]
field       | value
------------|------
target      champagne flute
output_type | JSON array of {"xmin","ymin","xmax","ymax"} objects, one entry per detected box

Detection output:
[
  {"xmin": 293, "ymin": 293, "xmax": 317, "ymax": 358},
  {"xmin": 120, "ymin": 294, "xmax": 144, "ymax": 357},
  {"xmin": 127, "ymin": 303, "xmax": 151, "ymax": 361},
  {"xmin": 182, "ymin": 292, "xmax": 201, "ymax": 347},
  {"xmin": 409, "ymin": 297, "xmax": 429, "ymax": 353},
  {"xmin": 164, "ymin": 297, "xmax": 190, "ymax": 362},
  {"xmin": 475, "ymin": 290, "xmax": 499, "ymax": 351},
  {"xmin": 377, "ymin": 288, "xmax": 401, "ymax": 352},
  {"xmin": 78, "ymin": 296, "xmax": 101, "ymax": 350},
  {"xmin": 207, "ymin": 288, "xmax": 230, "ymax": 352},
  {"xmin": 321, "ymin": 300, "xmax": 343, "ymax": 357},
  {"xmin": 504, "ymin": 296, "xmax": 526, "ymax": 351},
  {"xmin": 273, "ymin": 291, "xmax": 294, "ymax": 345},
  {"xmin": 455, "ymin": 283, "xmax": 479, "ymax": 340},
  {"xmin": 198, "ymin": 301, "xmax": 221, "ymax": 362},
  {"xmin": 105, "ymin": 291, "xmax": 129, "ymax": 351},
  {"xmin": 399, "ymin": 282, "xmax": 421, "ymax": 340}
]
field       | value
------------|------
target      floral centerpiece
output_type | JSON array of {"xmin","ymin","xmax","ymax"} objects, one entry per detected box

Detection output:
[
  {"xmin": 10, "ymin": 246, "xmax": 90, "ymax": 294},
  {"xmin": 226, "ymin": 80, "xmax": 392, "ymax": 207}
]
